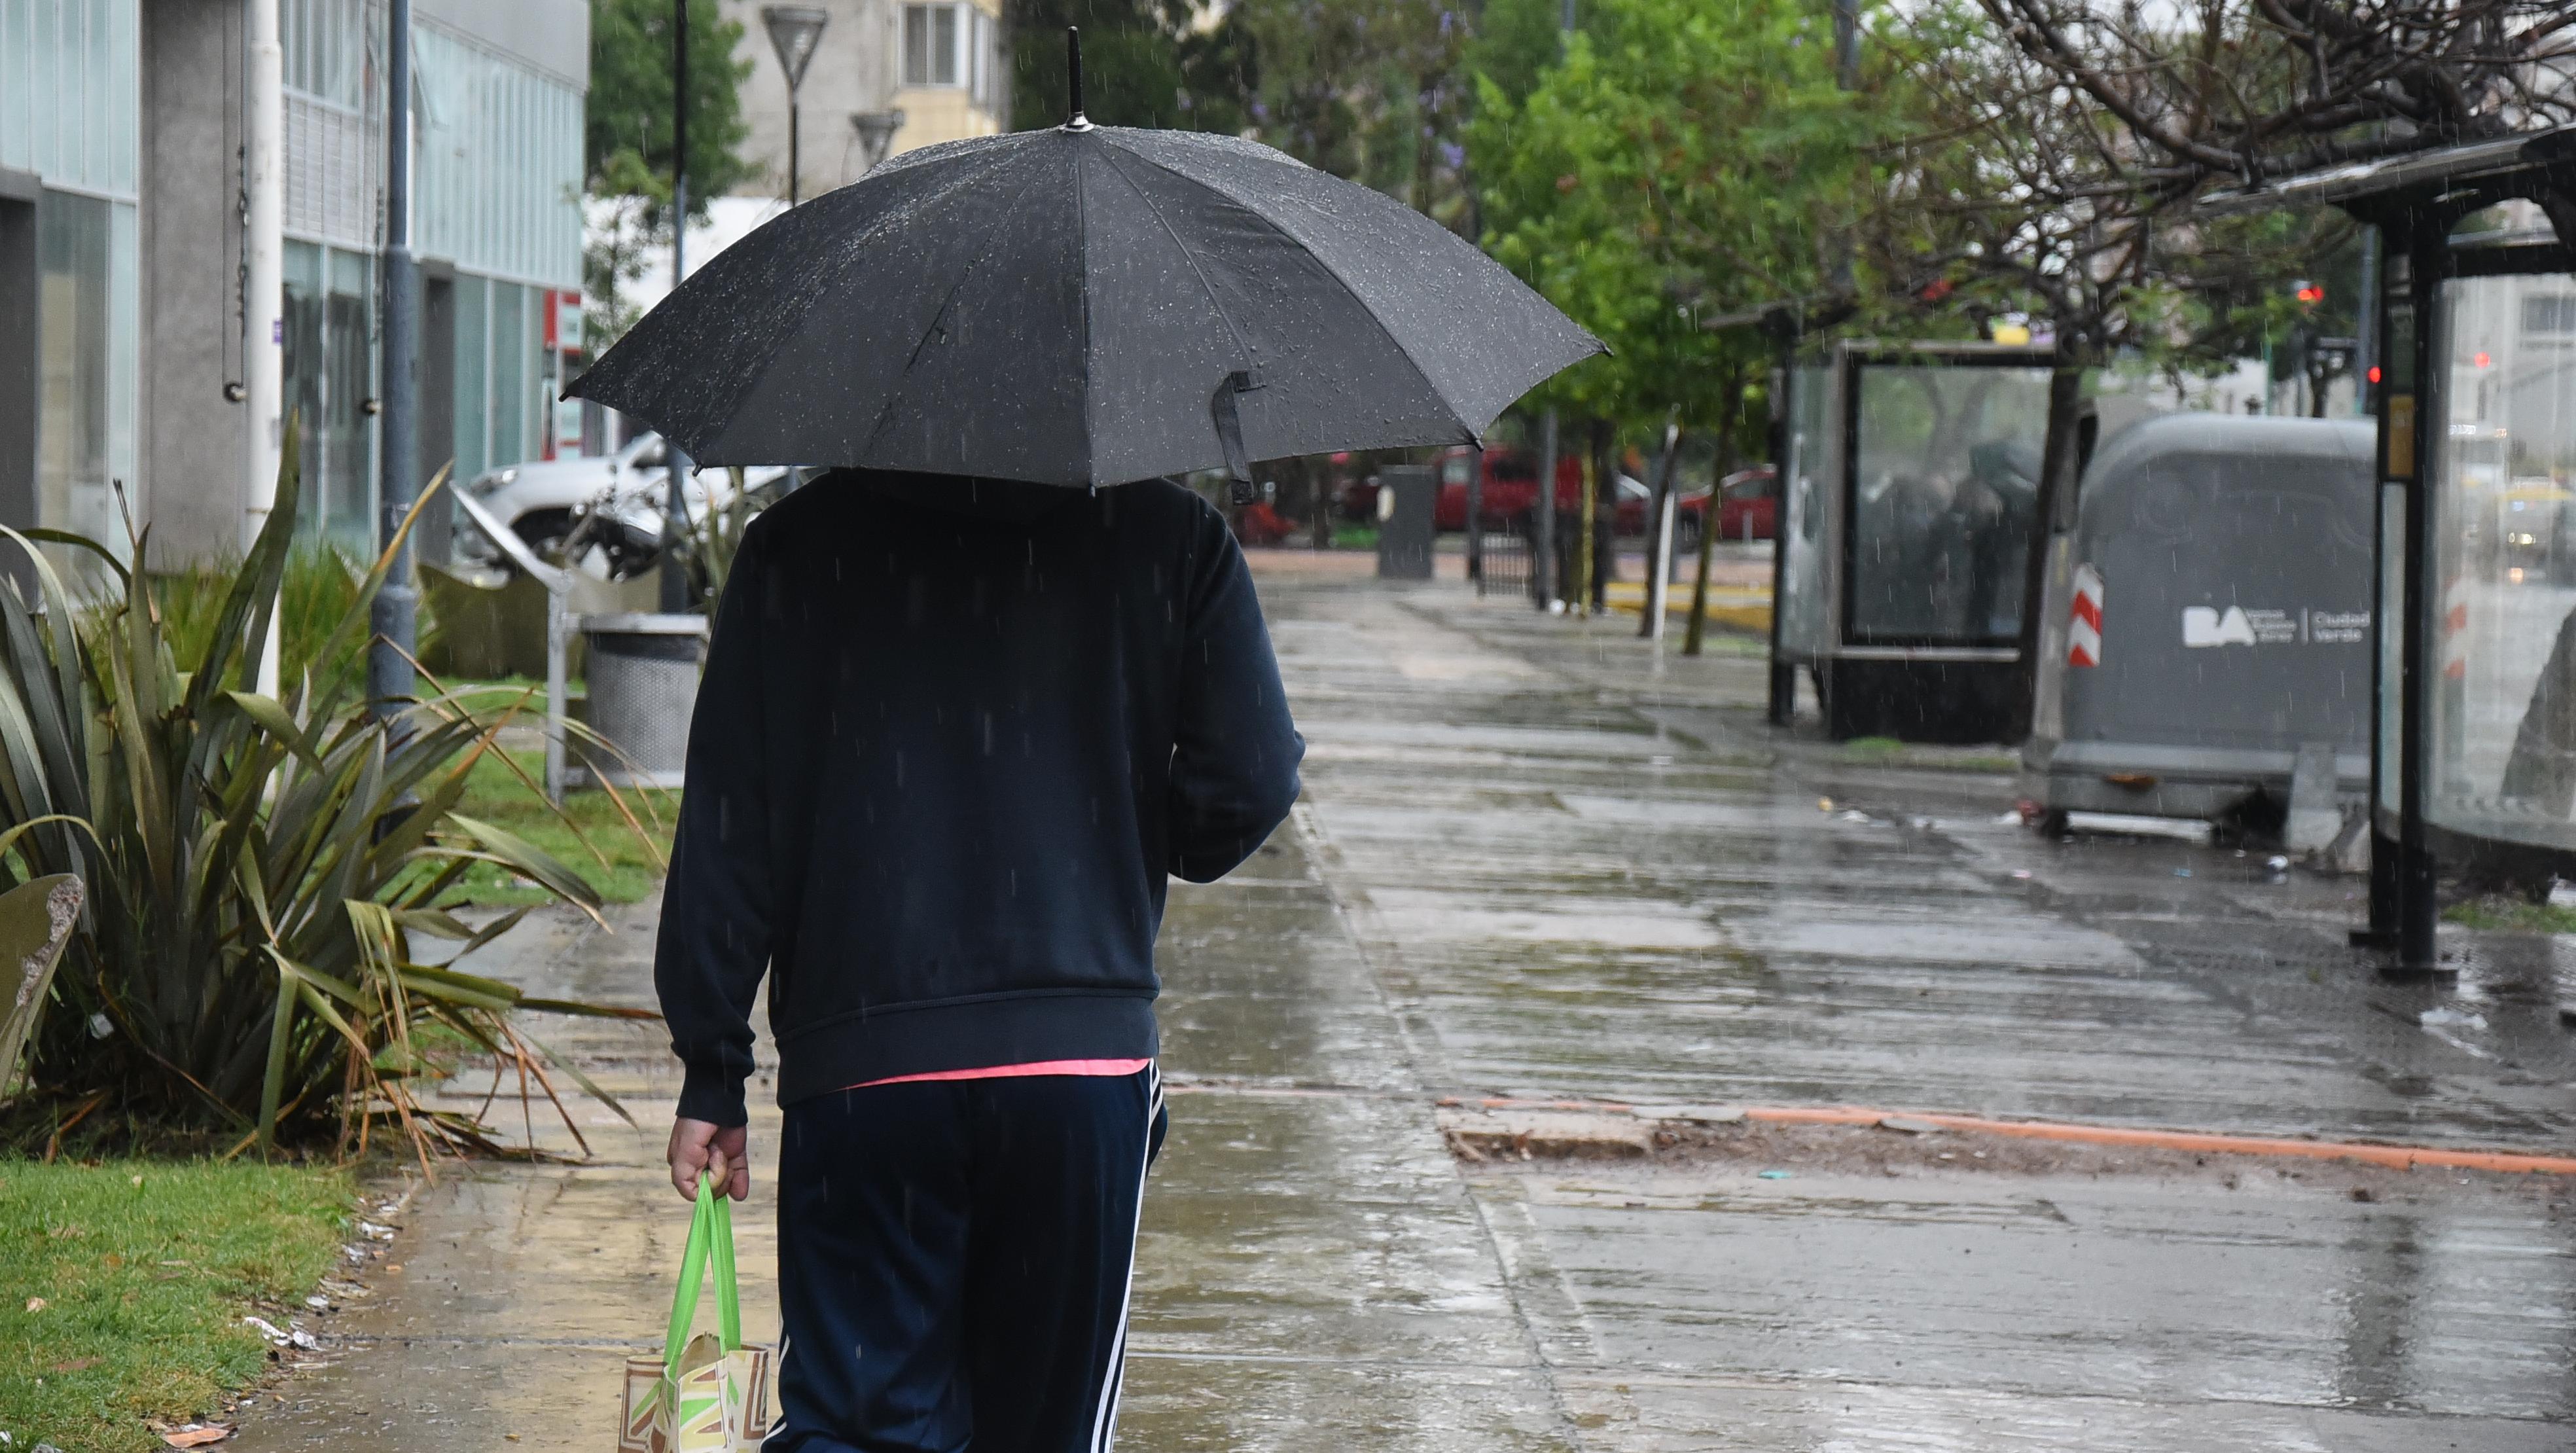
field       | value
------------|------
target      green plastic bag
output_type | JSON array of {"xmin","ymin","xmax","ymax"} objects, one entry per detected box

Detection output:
[{"xmin": 618, "ymin": 1176, "xmax": 772, "ymax": 1453}]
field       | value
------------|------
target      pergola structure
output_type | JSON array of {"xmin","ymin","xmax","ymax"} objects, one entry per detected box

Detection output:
[{"xmin": 2206, "ymin": 128, "xmax": 2576, "ymax": 972}]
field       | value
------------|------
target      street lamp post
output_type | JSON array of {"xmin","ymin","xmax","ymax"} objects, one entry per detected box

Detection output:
[
  {"xmin": 851, "ymin": 109, "xmax": 907, "ymax": 173},
  {"xmin": 761, "ymin": 6, "xmax": 829, "ymax": 207},
  {"xmin": 660, "ymin": 0, "xmax": 694, "ymax": 612},
  {"xmin": 372, "ymin": 0, "xmax": 420, "ymax": 718}
]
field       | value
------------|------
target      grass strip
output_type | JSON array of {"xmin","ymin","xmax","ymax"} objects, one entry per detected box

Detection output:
[
  {"xmin": 442, "ymin": 747, "xmax": 677, "ymax": 908},
  {"xmin": 0, "ymin": 1158, "xmax": 351, "ymax": 1452},
  {"xmin": 2443, "ymin": 896, "xmax": 2576, "ymax": 935}
]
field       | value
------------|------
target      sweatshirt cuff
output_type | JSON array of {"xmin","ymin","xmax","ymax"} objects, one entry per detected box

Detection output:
[{"xmin": 677, "ymin": 1060, "xmax": 749, "ymax": 1127}]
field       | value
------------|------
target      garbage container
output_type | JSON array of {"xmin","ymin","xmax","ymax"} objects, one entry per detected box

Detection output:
[
  {"xmin": 1376, "ymin": 465, "xmax": 1436, "ymax": 580},
  {"xmin": 579, "ymin": 613, "xmax": 709, "ymax": 789},
  {"xmin": 2024, "ymin": 413, "xmax": 2374, "ymax": 823}
]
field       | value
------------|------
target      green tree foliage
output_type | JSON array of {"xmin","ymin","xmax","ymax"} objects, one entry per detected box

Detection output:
[
  {"xmin": 1468, "ymin": 0, "xmax": 1879, "ymax": 428},
  {"xmin": 584, "ymin": 0, "xmax": 757, "ymax": 346},
  {"xmin": 586, "ymin": 0, "xmax": 758, "ymax": 216},
  {"xmin": 1227, "ymin": 0, "xmax": 1467, "ymax": 214}
]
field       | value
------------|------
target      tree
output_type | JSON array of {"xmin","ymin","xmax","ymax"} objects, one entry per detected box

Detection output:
[
  {"xmin": 587, "ymin": 0, "xmax": 759, "ymax": 214},
  {"xmin": 1006, "ymin": 0, "xmax": 1254, "ymax": 134},
  {"xmin": 584, "ymin": 0, "xmax": 758, "ymax": 344},
  {"xmin": 1470, "ymin": 0, "xmax": 1882, "ymax": 429},
  {"xmin": 1976, "ymin": 0, "xmax": 2576, "ymax": 188}
]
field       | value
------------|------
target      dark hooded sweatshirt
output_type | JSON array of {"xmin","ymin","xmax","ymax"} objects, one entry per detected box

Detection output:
[{"xmin": 654, "ymin": 469, "xmax": 1304, "ymax": 1127}]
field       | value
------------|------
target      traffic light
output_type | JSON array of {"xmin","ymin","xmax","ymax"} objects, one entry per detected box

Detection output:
[{"xmin": 2293, "ymin": 280, "xmax": 2326, "ymax": 308}]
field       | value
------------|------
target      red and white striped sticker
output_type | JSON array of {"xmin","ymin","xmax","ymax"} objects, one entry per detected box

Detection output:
[
  {"xmin": 2441, "ymin": 575, "xmax": 2468, "ymax": 681},
  {"xmin": 2068, "ymin": 563, "xmax": 2103, "ymax": 667}
]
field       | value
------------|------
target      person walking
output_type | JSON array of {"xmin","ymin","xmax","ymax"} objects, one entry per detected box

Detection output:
[{"xmin": 654, "ymin": 467, "xmax": 1304, "ymax": 1452}]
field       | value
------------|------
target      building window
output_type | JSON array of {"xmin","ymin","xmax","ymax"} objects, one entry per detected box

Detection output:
[
  {"xmin": 970, "ymin": 9, "xmax": 993, "ymax": 109},
  {"xmin": 2521, "ymin": 294, "xmax": 2576, "ymax": 336},
  {"xmin": 37, "ymin": 192, "xmax": 111, "ymax": 541},
  {"xmin": 281, "ymin": 240, "xmax": 376, "ymax": 543},
  {"xmin": 903, "ymin": 3, "xmax": 963, "ymax": 88}
]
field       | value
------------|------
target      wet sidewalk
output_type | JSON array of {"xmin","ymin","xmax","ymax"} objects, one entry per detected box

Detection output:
[{"xmin": 231, "ymin": 575, "xmax": 2575, "ymax": 1452}]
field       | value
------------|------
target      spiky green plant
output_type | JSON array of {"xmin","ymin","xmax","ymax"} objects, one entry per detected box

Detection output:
[
  {"xmin": 148, "ymin": 541, "xmax": 440, "ymax": 704},
  {"xmin": 1, "ymin": 426, "xmax": 649, "ymax": 1160}
]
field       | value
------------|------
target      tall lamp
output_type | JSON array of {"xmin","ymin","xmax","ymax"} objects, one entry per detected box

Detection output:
[
  {"xmin": 761, "ymin": 6, "xmax": 829, "ymax": 206},
  {"xmin": 852, "ymin": 109, "xmax": 906, "ymax": 173}
]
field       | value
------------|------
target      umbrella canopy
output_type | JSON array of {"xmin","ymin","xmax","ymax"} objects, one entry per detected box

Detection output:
[{"xmin": 566, "ymin": 117, "xmax": 1601, "ymax": 487}]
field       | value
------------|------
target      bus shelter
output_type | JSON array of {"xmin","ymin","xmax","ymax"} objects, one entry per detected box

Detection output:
[
  {"xmin": 1776, "ymin": 340, "xmax": 2058, "ymax": 741},
  {"xmin": 2206, "ymin": 128, "xmax": 2576, "ymax": 970}
]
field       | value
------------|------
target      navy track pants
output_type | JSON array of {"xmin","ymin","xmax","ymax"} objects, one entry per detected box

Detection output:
[{"xmin": 766, "ymin": 1066, "xmax": 1167, "ymax": 1453}]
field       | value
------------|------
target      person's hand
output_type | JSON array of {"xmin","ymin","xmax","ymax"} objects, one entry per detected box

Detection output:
[{"xmin": 668, "ymin": 1117, "xmax": 750, "ymax": 1202}]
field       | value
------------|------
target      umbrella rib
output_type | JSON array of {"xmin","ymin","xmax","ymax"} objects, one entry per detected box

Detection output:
[
  {"xmin": 847, "ymin": 147, "xmax": 1046, "ymax": 468},
  {"xmin": 1094, "ymin": 147, "xmax": 1259, "ymax": 372},
  {"xmin": 1100, "ymin": 137, "xmax": 1475, "ymax": 442}
]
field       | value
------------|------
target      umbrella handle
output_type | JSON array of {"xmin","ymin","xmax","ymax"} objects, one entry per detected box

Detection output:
[{"xmin": 1212, "ymin": 371, "xmax": 1261, "ymax": 503}]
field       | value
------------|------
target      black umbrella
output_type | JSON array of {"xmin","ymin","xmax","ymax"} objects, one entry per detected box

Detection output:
[{"xmin": 566, "ymin": 31, "xmax": 1601, "ymax": 488}]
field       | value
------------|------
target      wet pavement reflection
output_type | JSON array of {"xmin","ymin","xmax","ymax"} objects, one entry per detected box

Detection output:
[{"xmin": 228, "ymin": 575, "xmax": 2573, "ymax": 1451}]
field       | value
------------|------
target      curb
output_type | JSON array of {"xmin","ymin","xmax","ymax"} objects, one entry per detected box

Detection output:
[{"xmin": 1438, "ymin": 1096, "xmax": 2576, "ymax": 1176}]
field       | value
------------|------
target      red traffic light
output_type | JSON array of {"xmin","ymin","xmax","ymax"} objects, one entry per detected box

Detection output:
[
  {"xmin": 2293, "ymin": 283, "xmax": 2325, "ymax": 306},
  {"xmin": 2475, "ymin": 351, "xmax": 2492, "ymax": 368},
  {"xmin": 2367, "ymin": 365, "xmax": 2382, "ymax": 385}
]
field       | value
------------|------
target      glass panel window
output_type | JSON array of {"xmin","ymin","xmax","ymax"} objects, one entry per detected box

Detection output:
[
  {"xmin": 323, "ymin": 247, "xmax": 373, "ymax": 539},
  {"xmin": 2426, "ymin": 271, "xmax": 2576, "ymax": 851},
  {"xmin": 903, "ymin": 6, "xmax": 931, "ymax": 86},
  {"xmin": 283, "ymin": 240, "xmax": 327, "ymax": 518},
  {"xmin": 490, "ymin": 282, "xmax": 526, "ymax": 467},
  {"xmin": 1779, "ymin": 365, "xmax": 1833, "ymax": 655},
  {"xmin": 903, "ymin": 5, "xmax": 965, "ymax": 87},
  {"xmin": 1846, "ymin": 363, "xmax": 2052, "ymax": 644},
  {"xmin": 36, "ymin": 190, "xmax": 109, "ymax": 539},
  {"xmin": 969, "ymin": 9, "xmax": 988, "ymax": 107},
  {"xmin": 454, "ymin": 274, "xmax": 489, "ymax": 483}
]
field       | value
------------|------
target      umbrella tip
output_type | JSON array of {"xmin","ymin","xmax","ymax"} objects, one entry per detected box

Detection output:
[{"xmin": 1064, "ymin": 26, "xmax": 1090, "ymax": 131}]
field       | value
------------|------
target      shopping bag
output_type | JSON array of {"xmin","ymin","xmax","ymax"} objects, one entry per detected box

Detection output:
[{"xmin": 617, "ymin": 1175, "xmax": 773, "ymax": 1453}]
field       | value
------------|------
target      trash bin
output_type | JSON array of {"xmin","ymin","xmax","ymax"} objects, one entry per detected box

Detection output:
[
  {"xmin": 1376, "ymin": 465, "xmax": 1437, "ymax": 580},
  {"xmin": 2024, "ymin": 413, "xmax": 2375, "ymax": 823},
  {"xmin": 579, "ymin": 613, "xmax": 709, "ymax": 789}
]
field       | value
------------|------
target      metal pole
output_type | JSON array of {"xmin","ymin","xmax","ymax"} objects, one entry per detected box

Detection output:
[
  {"xmin": 370, "ymin": 0, "xmax": 420, "ymax": 719},
  {"xmin": 545, "ymin": 582, "xmax": 570, "ymax": 802},
  {"xmin": 1766, "ymin": 357, "xmax": 1797, "ymax": 717},
  {"xmin": 1535, "ymin": 409, "xmax": 1559, "ymax": 609},
  {"xmin": 1576, "ymin": 430, "xmax": 1597, "ymax": 617},
  {"xmin": 2354, "ymin": 226, "xmax": 2380, "ymax": 417},
  {"xmin": 2396, "ymin": 226, "xmax": 2439, "ymax": 971},
  {"xmin": 245, "ymin": 0, "xmax": 285, "ymax": 694},
  {"xmin": 660, "ymin": 0, "xmax": 694, "ymax": 613},
  {"xmin": 1638, "ymin": 415, "xmax": 1680, "ymax": 639},
  {"xmin": 788, "ymin": 98, "xmax": 800, "ymax": 207},
  {"xmin": 1464, "ymin": 456, "xmax": 1484, "ymax": 594}
]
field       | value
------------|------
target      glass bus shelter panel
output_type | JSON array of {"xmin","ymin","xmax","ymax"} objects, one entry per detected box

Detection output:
[
  {"xmin": 1780, "ymin": 365, "xmax": 1836, "ymax": 657},
  {"xmin": 1846, "ymin": 364, "xmax": 2052, "ymax": 644},
  {"xmin": 2427, "ymin": 271, "xmax": 2576, "ymax": 851}
]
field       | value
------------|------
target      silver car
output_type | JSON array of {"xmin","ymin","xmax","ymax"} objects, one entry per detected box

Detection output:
[{"xmin": 457, "ymin": 434, "xmax": 791, "ymax": 577}]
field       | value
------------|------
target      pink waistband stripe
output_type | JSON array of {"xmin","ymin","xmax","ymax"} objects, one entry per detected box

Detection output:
[{"xmin": 845, "ymin": 1058, "xmax": 1153, "ymax": 1091}]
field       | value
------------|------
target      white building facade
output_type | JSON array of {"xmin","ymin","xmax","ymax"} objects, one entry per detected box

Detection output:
[{"xmin": 0, "ymin": 0, "xmax": 584, "ymax": 564}]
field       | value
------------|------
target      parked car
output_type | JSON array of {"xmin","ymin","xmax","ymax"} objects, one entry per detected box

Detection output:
[
  {"xmin": 1415, "ymin": 446, "xmax": 1638, "ymax": 531},
  {"xmin": 1709, "ymin": 465, "xmax": 1778, "ymax": 542},
  {"xmin": 456, "ymin": 432, "xmax": 796, "ymax": 578}
]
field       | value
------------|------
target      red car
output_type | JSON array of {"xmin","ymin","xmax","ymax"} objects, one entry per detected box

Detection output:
[
  {"xmin": 1429, "ymin": 446, "xmax": 1656, "ymax": 531},
  {"xmin": 1708, "ymin": 466, "xmax": 1778, "ymax": 542}
]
